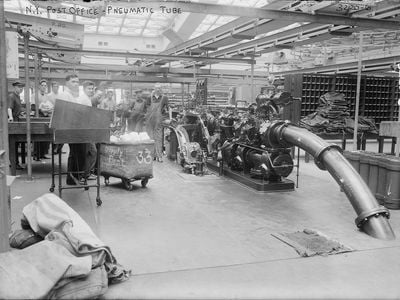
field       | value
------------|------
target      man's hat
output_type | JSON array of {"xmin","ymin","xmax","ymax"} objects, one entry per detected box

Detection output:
[{"xmin": 12, "ymin": 81, "xmax": 25, "ymax": 87}]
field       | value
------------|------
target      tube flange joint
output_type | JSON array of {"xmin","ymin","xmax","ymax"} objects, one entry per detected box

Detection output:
[{"xmin": 355, "ymin": 206, "xmax": 391, "ymax": 228}]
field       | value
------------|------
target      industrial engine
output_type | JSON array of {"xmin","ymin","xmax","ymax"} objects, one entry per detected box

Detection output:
[{"xmin": 216, "ymin": 91, "xmax": 295, "ymax": 183}]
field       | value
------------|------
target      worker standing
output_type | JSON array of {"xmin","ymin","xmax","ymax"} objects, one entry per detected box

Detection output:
[
  {"xmin": 57, "ymin": 74, "xmax": 93, "ymax": 185},
  {"xmin": 7, "ymin": 81, "xmax": 26, "ymax": 170},
  {"xmin": 145, "ymin": 83, "xmax": 169, "ymax": 162}
]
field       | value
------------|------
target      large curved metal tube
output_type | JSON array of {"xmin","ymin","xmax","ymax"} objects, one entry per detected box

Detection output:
[{"xmin": 265, "ymin": 121, "xmax": 395, "ymax": 240}]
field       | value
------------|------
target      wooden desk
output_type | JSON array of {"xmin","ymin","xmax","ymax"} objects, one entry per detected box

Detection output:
[
  {"xmin": 50, "ymin": 100, "xmax": 112, "ymax": 206},
  {"xmin": 8, "ymin": 121, "xmax": 53, "ymax": 175}
]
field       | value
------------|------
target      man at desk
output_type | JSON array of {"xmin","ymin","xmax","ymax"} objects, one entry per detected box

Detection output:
[
  {"xmin": 57, "ymin": 74, "xmax": 96, "ymax": 185},
  {"xmin": 7, "ymin": 81, "xmax": 25, "ymax": 170}
]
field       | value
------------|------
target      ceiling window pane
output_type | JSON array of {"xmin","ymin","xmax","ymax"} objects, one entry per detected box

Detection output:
[
  {"xmin": 85, "ymin": 25, "xmax": 97, "ymax": 32},
  {"xmin": 142, "ymin": 29, "xmax": 159, "ymax": 37},
  {"xmin": 76, "ymin": 16, "xmax": 98, "ymax": 25},
  {"xmin": 203, "ymin": 15, "xmax": 219, "ymax": 24},
  {"xmin": 120, "ymin": 28, "xmax": 142, "ymax": 35}
]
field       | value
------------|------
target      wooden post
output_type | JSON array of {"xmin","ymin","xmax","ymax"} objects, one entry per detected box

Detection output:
[
  {"xmin": 34, "ymin": 51, "xmax": 39, "ymax": 117},
  {"xmin": 187, "ymin": 83, "xmax": 190, "ymax": 108},
  {"xmin": 0, "ymin": 0, "xmax": 10, "ymax": 253},
  {"xmin": 181, "ymin": 82, "xmax": 184, "ymax": 107},
  {"xmin": 251, "ymin": 60, "xmax": 255, "ymax": 102},
  {"xmin": 353, "ymin": 32, "xmax": 363, "ymax": 151},
  {"xmin": 24, "ymin": 33, "xmax": 33, "ymax": 180}
]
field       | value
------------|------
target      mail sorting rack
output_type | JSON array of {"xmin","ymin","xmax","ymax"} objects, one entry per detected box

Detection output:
[
  {"xmin": 49, "ymin": 100, "xmax": 112, "ymax": 206},
  {"xmin": 284, "ymin": 74, "xmax": 399, "ymax": 125}
]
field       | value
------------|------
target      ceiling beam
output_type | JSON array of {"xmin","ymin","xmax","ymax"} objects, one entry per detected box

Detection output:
[
  {"xmin": 271, "ymin": 54, "xmax": 400, "ymax": 76},
  {"xmin": 18, "ymin": 59, "xmax": 267, "ymax": 77},
  {"xmin": 19, "ymin": 72, "xmax": 265, "ymax": 85},
  {"xmin": 140, "ymin": 13, "xmax": 152, "ymax": 36},
  {"xmin": 162, "ymin": 28, "xmax": 184, "ymax": 45},
  {"xmin": 165, "ymin": 14, "xmax": 207, "ymax": 49},
  {"xmin": 95, "ymin": 15, "xmax": 101, "ymax": 34},
  {"xmin": 118, "ymin": 13, "xmax": 128, "ymax": 35},
  {"xmin": 203, "ymin": 3, "xmax": 400, "ymax": 58},
  {"xmin": 35, "ymin": 48, "xmax": 255, "ymax": 64},
  {"xmin": 258, "ymin": 33, "xmax": 333, "ymax": 56},
  {"xmin": 162, "ymin": 17, "xmax": 256, "ymax": 55},
  {"xmin": 160, "ymin": 1, "xmax": 400, "ymax": 59},
  {"xmin": 152, "ymin": 2, "xmax": 400, "ymax": 30},
  {"xmin": 161, "ymin": 1, "xmax": 284, "ymax": 55},
  {"xmin": 211, "ymin": 23, "xmax": 330, "ymax": 57}
]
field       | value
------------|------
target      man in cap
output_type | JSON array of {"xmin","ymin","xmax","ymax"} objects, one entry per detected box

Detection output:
[
  {"xmin": 7, "ymin": 81, "xmax": 25, "ymax": 170},
  {"xmin": 7, "ymin": 81, "xmax": 25, "ymax": 122}
]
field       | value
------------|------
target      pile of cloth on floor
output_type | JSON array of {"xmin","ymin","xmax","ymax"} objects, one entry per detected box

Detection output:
[
  {"xmin": 0, "ymin": 193, "xmax": 131, "ymax": 299},
  {"xmin": 300, "ymin": 92, "xmax": 378, "ymax": 136}
]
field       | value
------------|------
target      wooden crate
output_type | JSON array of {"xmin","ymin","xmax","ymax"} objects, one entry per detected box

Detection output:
[{"xmin": 99, "ymin": 141, "xmax": 154, "ymax": 179}]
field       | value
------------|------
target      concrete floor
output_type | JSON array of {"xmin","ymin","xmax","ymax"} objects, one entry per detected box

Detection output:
[{"xmin": 8, "ymin": 141, "xmax": 400, "ymax": 299}]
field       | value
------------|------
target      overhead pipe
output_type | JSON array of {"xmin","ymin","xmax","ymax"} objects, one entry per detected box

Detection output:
[{"xmin": 263, "ymin": 120, "xmax": 395, "ymax": 240}]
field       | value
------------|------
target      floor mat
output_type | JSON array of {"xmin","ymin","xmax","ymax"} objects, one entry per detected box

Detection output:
[
  {"xmin": 272, "ymin": 229, "xmax": 353, "ymax": 257},
  {"xmin": 176, "ymin": 172, "xmax": 223, "ymax": 182}
]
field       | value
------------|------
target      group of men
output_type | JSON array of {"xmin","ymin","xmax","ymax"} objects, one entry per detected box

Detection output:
[
  {"xmin": 7, "ymin": 74, "xmax": 116, "ymax": 184},
  {"xmin": 8, "ymin": 74, "xmax": 168, "ymax": 183}
]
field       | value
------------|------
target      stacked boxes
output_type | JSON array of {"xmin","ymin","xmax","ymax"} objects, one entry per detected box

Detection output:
[
  {"xmin": 376, "ymin": 154, "xmax": 390, "ymax": 205},
  {"xmin": 344, "ymin": 150, "xmax": 400, "ymax": 209},
  {"xmin": 381, "ymin": 156, "xmax": 400, "ymax": 209}
]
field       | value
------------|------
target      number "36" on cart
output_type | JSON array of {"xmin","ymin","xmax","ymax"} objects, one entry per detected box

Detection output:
[{"xmin": 136, "ymin": 149, "xmax": 152, "ymax": 164}]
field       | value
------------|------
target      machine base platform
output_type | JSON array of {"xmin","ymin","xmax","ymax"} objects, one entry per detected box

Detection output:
[{"xmin": 207, "ymin": 160, "xmax": 295, "ymax": 193}]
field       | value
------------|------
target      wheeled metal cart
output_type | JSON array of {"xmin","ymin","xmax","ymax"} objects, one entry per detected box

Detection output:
[{"xmin": 99, "ymin": 141, "xmax": 154, "ymax": 191}]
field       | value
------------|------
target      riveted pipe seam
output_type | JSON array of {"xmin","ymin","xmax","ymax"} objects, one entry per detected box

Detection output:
[{"xmin": 313, "ymin": 144, "xmax": 343, "ymax": 171}]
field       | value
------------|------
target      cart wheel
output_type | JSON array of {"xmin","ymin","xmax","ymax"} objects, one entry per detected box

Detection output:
[
  {"xmin": 104, "ymin": 178, "xmax": 110, "ymax": 186},
  {"xmin": 96, "ymin": 198, "xmax": 102, "ymax": 206},
  {"xmin": 49, "ymin": 187, "xmax": 55, "ymax": 192},
  {"xmin": 141, "ymin": 178, "xmax": 149, "ymax": 188},
  {"xmin": 122, "ymin": 179, "xmax": 134, "ymax": 191}
]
